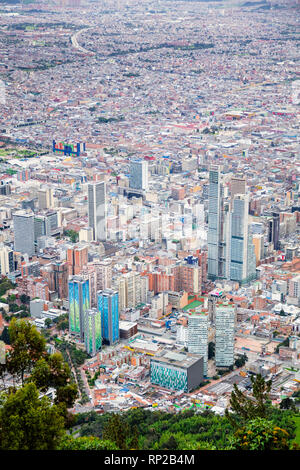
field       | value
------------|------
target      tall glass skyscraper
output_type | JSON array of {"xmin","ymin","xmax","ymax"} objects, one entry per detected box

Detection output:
[
  {"xmin": 129, "ymin": 160, "xmax": 148, "ymax": 191},
  {"xmin": 84, "ymin": 308, "xmax": 102, "ymax": 356},
  {"xmin": 88, "ymin": 181, "xmax": 106, "ymax": 242},
  {"xmin": 208, "ymin": 166, "xmax": 226, "ymax": 280},
  {"xmin": 13, "ymin": 211, "xmax": 35, "ymax": 256},
  {"xmin": 228, "ymin": 194, "xmax": 256, "ymax": 284},
  {"xmin": 98, "ymin": 289, "xmax": 119, "ymax": 345},
  {"xmin": 208, "ymin": 167, "xmax": 256, "ymax": 285},
  {"xmin": 68, "ymin": 276, "xmax": 90, "ymax": 341}
]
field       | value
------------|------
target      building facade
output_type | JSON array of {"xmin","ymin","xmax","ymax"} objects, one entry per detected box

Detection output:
[
  {"xmin": 98, "ymin": 289, "xmax": 119, "ymax": 345},
  {"xmin": 215, "ymin": 303, "xmax": 235, "ymax": 368},
  {"xmin": 188, "ymin": 313, "xmax": 208, "ymax": 376},
  {"xmin": 68, "ymin": 276, "xmax": 90, "ymax": 341},
  {"xmin": 84, "ymin": 308, "xmax": 102, "ymax": 356},
  {"xmin": 88, "ymin": 181, "xmax": 106, "ymax": 242}
]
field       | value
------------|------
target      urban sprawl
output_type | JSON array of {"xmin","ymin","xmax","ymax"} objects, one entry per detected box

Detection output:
[{"xmin": 0, "ymin": 0, "xmax": 299, "ymax": 418}]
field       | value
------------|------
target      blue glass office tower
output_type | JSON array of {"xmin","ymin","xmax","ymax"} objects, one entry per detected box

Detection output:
[
  {"xmin": 68, "ymin": 276, "xmax": 90, "ymax": 341},
  {"xmin": 97, "ymin": 289, "xmax": 119, "ymax": 345},
  {"xmin": 84, "ymin": 308, "xmax": 102, "ymax": 356}
]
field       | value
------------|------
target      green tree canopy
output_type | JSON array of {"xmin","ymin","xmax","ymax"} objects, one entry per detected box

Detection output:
[
  {"xmin": 28, "ymin": 352, "xmax": 78, "ymax": 408},
  {"xmin": 230, "ymin": 417, "xmax": 290, "ymax": 450},
  {"xmin": 225, "ymin": 374, "xmax": 272, "ymax": 428},
  {"xmin": 58, "ymin": 435, "xmax": 118, "ymax": 450},
  {"xmin": 0, "ymin": 383, "xmax": 65, "ymax": 450},
  {"xmin": 7, "ymin": 318, "xmax": 46, "ymax": 385}
]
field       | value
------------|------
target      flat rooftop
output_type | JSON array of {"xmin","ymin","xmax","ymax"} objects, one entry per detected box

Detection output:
[{"xmin": 151, "ymin": 349, "xmax": 202, "ymax": 369}]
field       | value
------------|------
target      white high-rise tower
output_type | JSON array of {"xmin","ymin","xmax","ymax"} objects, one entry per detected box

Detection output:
[{"xmin": 88, "ymin": 181, "xmax": 106, "ymax": 242}]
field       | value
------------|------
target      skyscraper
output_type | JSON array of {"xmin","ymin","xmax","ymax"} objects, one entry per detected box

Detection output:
[
  {"xmin": 207, "ymin": 166, "xmax": 226, "ymax": 280},
  {"xmin": 68, "ymin": 276, "xmax": 90, "ymax": 341},
  {"xmin": 268, "ymin": 211, "xmax": 280, "ymax": 250},
  {"xmin": 13, "ymin": 211, "xmax": 35, "ymax": 257},
  {"xmin": 117, "ymin": 271, "xmax": 148, "ymax": 312},
  {"xmin": 188, "ymin": 312, "xmax": 208, "ymax": 376},
  {"xmin": 38, "ymin": 187, "xmax": 54, "ymax": 210},
  {"xmin": 0, "ymin": 244, "xmax": 14, "ymax": 276},
  {"xmin": 88, "ymin": 181, "xmax": 106, "ymax": 242},
  {"xmin": 98, "ymin": 289, "xmax": 119, "ymax": 345},
  {"xmin": 215, "ymin": 303, "xmax": 235, "ymax": 368},
  {"xmin": 53, "ymin": 262, "xmax": 69, "ymax": 299},
  {"xmin": 129, "ymin": 160, "xmax": 148, "ymax": 191},
  {"xmin": 84, "ymin": 308, "xmax": 102, "ymax": 356},
  {"xmin": 67, "ymin": 244, "xmax": 88, "ymax": 275},
  {"xmin": 227, "ymin": 194, "xmax": 256, "ymax": 284}
]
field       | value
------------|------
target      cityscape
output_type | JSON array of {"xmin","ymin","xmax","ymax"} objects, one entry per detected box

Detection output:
[{"xmin": 0, "ymin": 0, "xmax": 299, "ymax": 454}]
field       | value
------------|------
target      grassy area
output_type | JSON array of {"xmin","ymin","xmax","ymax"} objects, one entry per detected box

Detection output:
[
  {"xmin": 293, "ymin": 416, "xmax": 300, "ymax": 446},
  {"xmin": 0, "ymin": 148, "xmax": 36, "ymax": 159}
]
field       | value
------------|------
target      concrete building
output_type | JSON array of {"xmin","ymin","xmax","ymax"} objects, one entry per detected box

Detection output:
[
  {"xmin": 38, "ymin": 187, "xmax": 54, "ymax": 210},
  {"xmin": 188, "ymin": 312, "xmax": 208, "ymax": 376},
  {"xmin": 117, "ymin": 271, "xmax": 148, "ymax": 312},
  {"xmin": 129, "ymin": 160, "xmax": 148, "ymax": 191},
  {"xmin": 67, "ymin": 244, "xmax": 88, "ymax": 275},
  {"xmin": 13, "ymin": 211, "xmax": 35, "ymax": 257},
  {"xmin": 150, "ymin": 350, "xmax": 204, "ymax": 393},
  {"xmin": 88, "ymin": 181, "xmax": 106, "ymax": 242},
  {"xmin": 0, "ymin": 244, "xmax": 14, "ymax": 276},
  {"xmin": 215, "ymin": 303, "xmax": 235, "ymax": 368}
]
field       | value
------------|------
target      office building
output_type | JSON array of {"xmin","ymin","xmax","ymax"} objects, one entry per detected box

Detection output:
[
  {"xmin": 67, "ymin": 244, "xmax": 88, "ymax": 275},
  {"xmin": 94, "ymin": 258, "xmax": 112, "ymax": 291},
  {"xmin": 38, "ymin": 187, "xmax": 54, "ymax": 210},
  {"xmin": 13, "ymin": 211, "xmax": 35, "ymax": 257},
  {"xmin": 215, "ymin": 303, "xmax": 235, "ymax": 368},
  {"xmin": 0, "ymin": 244, "xmax": 14, "ymax": 276},
  {"xmin": 88, "ymin": 181, "xmax": 106, "ymax": 242},
  {"xmin": 188, "ymin": 312, "xmax": 208, "ymax": 376},
  {"xmin": 84, "ymin": 308, "xmax": 102, "ymax": 356},
  {"xmin": 227, "ymin": 194, "xmax": 257, "ymax": 284},
  {"xmin": 53, "ymin": 262, "xmax": 69, "ymax": 299},
  {"xmin": 207, "ymin": 166, "xmax": 226, "ymax": 280},
  {"xmin": 129, "ymin": 160, "xmax": 148, "ymax": 191},
  {"xmin": 230, "ymin": 175, "xmax": 246, "ymax": 198},
  {"xmin": 150, "ymin": 350, "xmax": 204, "ymax": 393},
  {"xmin": 98, "ymin": 289, "xmax": 119, "ymax": 345},
  {"xmin": 268, "ymin": 212, "xmax": 280, "ymax": 250},
  {"xmin": 117, "ymin": 271, "xmax": 148, "ymax": 312},
  {"xmin": 68, "ymin": 276, "xmax": 90, "ymax": 341}
]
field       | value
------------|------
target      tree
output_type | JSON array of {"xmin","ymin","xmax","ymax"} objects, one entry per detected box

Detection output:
[
  {"xmin": 6, "ymin": 318, "xmax": 46, "ymax": 385},
  {"xmin": 45, "ymin": 318, "xmax": 52, "ymax": 329},
  {"xmin": 234, "ymin": 354, "xmax": 248, "ymax": 368},
  {"xmin": 58, "ymin": 436, "xmax": 118, "ymax": 450},
  {"xmin": 0, "ymin": 383, "xmax": 65, "ymax": 450},
  {"xmin": 0, "ymin": 326, "xmax": 10, "ymax": 345},
  {"xmin": 102, "ymin": 413, "xmax": 130, "ymax": 450},
  {"xmin": 64, "ymin": 230, "xmax": 79, "ymax": 243},
  {"xmin": 29, "ymin": 352, "xmax": 78, "ymax": 408},
  {"xmin": 225, "ymin": 374, "xmax": 272, "ymax": 428},
  {"xmin": 280, "ymin": 397, "xmax": 296, "ymax": 411},
  {"xmin": 20, "ymin": 294, "xmax": 30, "ymax": 305},
  {"xmin": 230, "ymin": 417, "xmax": 290, "ymax": 450}
]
